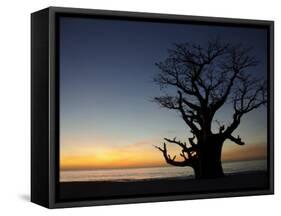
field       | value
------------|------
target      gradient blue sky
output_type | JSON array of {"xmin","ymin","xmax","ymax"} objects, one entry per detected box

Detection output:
[{"xmin": 59, "ymin": 16, "xmax": 268, "ymax": 170}]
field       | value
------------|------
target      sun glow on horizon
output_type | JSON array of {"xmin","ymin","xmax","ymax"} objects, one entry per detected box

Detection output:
[{"xmin": 60, "ymin": 137, "xmax": 267, "ymax": 171}]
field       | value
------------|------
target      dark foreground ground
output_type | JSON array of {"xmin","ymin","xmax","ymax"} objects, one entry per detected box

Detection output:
[{"xmin": 59, "ymin": 171, "xmax": 269, "ymax": 201}]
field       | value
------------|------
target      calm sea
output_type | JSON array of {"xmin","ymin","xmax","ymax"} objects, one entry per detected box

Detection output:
[{"xmin": 60, "ymin": 159, "xmax": 267, "ymax": 182}]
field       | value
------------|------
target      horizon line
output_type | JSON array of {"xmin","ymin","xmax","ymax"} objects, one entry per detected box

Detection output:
[{"xmin": 60, "ymin": 157, "xmax": 267, "ymax": 172}]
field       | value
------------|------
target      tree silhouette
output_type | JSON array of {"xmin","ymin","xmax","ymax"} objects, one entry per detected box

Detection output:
[{"xmin": 153, "ymin": 39, "xmax": 267, "ymax": 179}]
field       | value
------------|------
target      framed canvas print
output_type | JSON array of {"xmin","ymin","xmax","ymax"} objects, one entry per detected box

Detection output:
[{"xmin": 31, "ymin": 7, "xmax": 274, "ymax": 208}]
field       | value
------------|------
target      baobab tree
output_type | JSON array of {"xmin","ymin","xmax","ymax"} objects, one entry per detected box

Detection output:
[{"xmin": 153, "ymin": 39, "xmax": 267, "ymax": 179}]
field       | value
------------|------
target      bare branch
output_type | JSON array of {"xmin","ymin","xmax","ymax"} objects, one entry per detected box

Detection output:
[
  {"xmin": 188, "ymin": 135, "xmax": 197, "ymax": 147},
  {"xmin": 154, "ymin": 143, "xmax": 193, "ymax": 167},
  {"xmin": 227, "ymin": 134, "xmax": 245, "ymax": 145},
  {"xmin": 164, "ymin": 137, "xmax": 187, "ymax": 150},
  {"xmin": 177, "ymin": 91, "xmax": 200, "ymax": 135},
  {"xmin": 164, "ymin": 136, "xmax": 198, "ymax": 160},
  {"xmin": 210, "ymin": 45, "xmax": 259, "ymax": 113},
  {"xmin": 154, "ymin": 95, "xmax": 178, "ymax": 110},
  {"xmin": 224, "ymin": 76, "xmax": 267, "ymax": 137}
]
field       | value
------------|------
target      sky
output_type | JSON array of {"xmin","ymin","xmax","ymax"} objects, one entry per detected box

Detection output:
[{"xmin": 59, "ymin": 16, "xmax": 268, "ymax": 170}]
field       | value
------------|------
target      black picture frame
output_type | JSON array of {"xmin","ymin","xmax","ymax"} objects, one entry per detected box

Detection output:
[{"xmin": 31, "ymin": 6, "xmax": 274, "ymax": 208}]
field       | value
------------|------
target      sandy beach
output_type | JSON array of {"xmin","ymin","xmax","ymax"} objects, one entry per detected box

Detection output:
[{"xmin": 59, "ymin": 170, "xmax": 269, "ymax": 201}]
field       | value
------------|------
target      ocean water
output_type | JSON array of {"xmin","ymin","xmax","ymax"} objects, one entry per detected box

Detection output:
[{"xmin": 60, "ymin": 159, "xmax": 267, "ymax": 182}]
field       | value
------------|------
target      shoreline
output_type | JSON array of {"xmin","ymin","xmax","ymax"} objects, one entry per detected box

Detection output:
[
  {"xmin": 59, "ymin": 170, "xmax": 269, "ymax": 200},
  {"xmin": 60, "ymin": 170, "xmax": 266, "ymax": 183}
]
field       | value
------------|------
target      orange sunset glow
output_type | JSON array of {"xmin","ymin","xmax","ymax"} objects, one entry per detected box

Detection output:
[{"xmin": 60, "ymin": 135, "xmax": 267, "ymax": 170}]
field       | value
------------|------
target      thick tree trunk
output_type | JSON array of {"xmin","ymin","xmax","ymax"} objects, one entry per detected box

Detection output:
[{"xmin": 193, "ymin": 137, "xmax": 224, "ymax": 179}]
